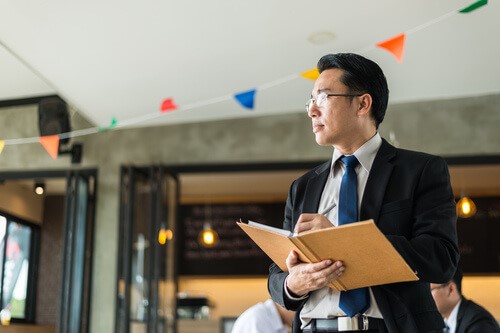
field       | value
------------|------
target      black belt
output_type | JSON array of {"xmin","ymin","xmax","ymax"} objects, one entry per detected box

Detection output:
[{"xmin": 303, "ymin": 316, "xmax": 384, "ymax": 332}]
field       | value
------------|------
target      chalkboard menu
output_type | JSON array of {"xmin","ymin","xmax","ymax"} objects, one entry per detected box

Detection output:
[
  {"xmin": 457, "ymin": 197, "xmax": 500, "ymax": 273},
  {"xmin": 178, "ymin": 203, "xmax": 285, "ymax": 275}
]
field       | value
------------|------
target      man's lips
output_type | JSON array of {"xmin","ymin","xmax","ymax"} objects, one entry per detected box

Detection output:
[{"xmin": 313, "ymin": 122, "xmax": 324, "ymax": 132}]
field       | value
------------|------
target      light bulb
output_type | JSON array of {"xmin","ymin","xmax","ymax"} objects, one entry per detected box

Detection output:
[
  {"xmin": 202, "ymin": 231, "xmax": 215, "ymax": 245},
  {"xmin": 34, "ymin": 182, "xmax": 45, "ymax": 195},
  {"xmin": 158, "ymin": 228, "xmax": 173, "ymax": 245},
  {"xmin": 198, "ymin": 224, "xmax": 219, "ymax": 248},
  {"xmin": 457, "ymin": 196, "xmax": 476, "ymax": 218}
]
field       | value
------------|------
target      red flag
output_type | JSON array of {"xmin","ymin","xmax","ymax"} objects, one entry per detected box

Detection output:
[
  {"xmin": 39, "ymin": 135, "xmax": 59, "ymax": 159},
  {"xmin": 377, "ymin": 33, "xmax": 406, "ymax": 63},
  {"xmin": 160, "ymin": 98, "xmax": 177, "ymax": 113}
]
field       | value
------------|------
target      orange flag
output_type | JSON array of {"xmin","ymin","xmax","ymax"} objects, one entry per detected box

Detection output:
[
  {"xmin": 300, "ymin": 68, "xmax": 320, "ymax": 80},
  {"xmin": 377, "ymin": 33, "xmax": 406, "ymax": 63},
  {"xmin": 39, "ymin": 135, "xmax": 59, "ymax": 159}
]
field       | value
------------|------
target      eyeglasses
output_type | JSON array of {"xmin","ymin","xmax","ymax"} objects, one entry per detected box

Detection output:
[
  {"xmin": 430, "ymin": 283, "xmax": 450, "ymax": 292},
  {"xmin": 306, "ymin": 92, "xmax": 363, "ymax": 113}
]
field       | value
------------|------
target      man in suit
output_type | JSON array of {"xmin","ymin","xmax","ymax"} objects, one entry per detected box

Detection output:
[
  {"xmin": 231, "ymin": 299, "xmax": 295, "ymax": 333},
  {"xmin": 268, "ymin": 53, "xmax": 459, "ymax": 333},
  {"xmin": 431, "ymin": 268, "xmax": 500, "ymax": 333}
]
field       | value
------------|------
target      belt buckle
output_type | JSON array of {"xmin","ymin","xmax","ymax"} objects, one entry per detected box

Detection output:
[{"xmin": 337, "ymin": 315, "xmax": 369, "ymax": 331}]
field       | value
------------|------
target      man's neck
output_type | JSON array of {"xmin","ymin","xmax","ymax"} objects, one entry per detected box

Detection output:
[
  {"xmin": 443, "ymin": 297, "xmax": 462, "ymax": 319},
  {"xmin": 334, "ymin": 131, "xmax": 377, "ymax": 155}
]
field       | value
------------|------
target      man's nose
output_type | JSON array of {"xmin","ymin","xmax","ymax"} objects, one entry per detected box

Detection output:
[{"xmin": 308, "ymin": 103, "xmax": 319, "ymax": 117}]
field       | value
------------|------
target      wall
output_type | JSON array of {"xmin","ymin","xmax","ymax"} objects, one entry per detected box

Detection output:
[
  {"xmin": 178, "ymin": 277, "xmax": 269, "ymax": 319},
  {"xmin": 463, "ymin": 276, "xmax": 500, "ymax": 318},
  {"xmin": 36, "ymin": 195, "xmax": 64, "ymax": 325},
  {"xmin": 1, "ymin": 93, "xmax": 500, "ymax": 332},
  {"xmin": 0, "ymin": 182, "xmax": 43, "ymax": 224}
]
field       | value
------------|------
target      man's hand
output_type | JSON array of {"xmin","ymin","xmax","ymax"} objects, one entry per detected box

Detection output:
[
  {"xmin": 294, "ymin": 213, "xmax": 333, "ymax": 234},
  {"xmin": 285, "ymin": 250, "xmax": 344, "ymax": 297}
]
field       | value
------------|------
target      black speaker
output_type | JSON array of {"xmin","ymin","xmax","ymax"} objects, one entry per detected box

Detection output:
[{"xmin": 38, "ymin": 96, "xmax": 71, "ymax": 144}]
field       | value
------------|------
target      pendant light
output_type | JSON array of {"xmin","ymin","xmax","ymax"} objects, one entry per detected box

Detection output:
[
  {"xmin": 198, "ymin": 222, "xmax": 219, "ymax": 248},
  {"xmin": 456, "ymin": 195, "xmax": 476, "ymax": 218}
]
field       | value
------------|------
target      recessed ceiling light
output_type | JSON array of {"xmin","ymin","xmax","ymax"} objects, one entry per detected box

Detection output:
[{"xmin": 308, "ymin": 31, "xmax": 336, "ymax": 45}]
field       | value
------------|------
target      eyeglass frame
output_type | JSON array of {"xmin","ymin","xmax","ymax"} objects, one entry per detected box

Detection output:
[{"xmin": 305, "ymin": 92, "xmax": 364, "ymax": 113}]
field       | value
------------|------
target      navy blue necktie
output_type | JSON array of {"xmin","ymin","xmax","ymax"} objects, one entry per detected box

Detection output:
[{"xmin": 338, "ymin": 155, "xmax": 370, "ymax": 317}]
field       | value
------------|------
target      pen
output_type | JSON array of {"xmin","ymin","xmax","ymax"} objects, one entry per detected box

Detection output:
[
  {"xmin": 292, "ymin": 203, "xmax": 336, "ymax": 236},
  {"xmin": 320, "ymin": 202, "xmax": 336, "ymax": 216}
]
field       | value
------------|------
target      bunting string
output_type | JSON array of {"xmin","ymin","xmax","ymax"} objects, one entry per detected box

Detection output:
[
  {"xmin": 406, "ymin": 9, "xmax": 458, "ymax": 35},
  {"xmin": 0, "ymin": 0, "xmax": 488, "ymax": 159}
]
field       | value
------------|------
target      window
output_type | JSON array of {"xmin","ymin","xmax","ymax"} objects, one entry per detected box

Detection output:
[{"xmin": 0, "ymin": 212, "xmax": 38, "ymax": 322}]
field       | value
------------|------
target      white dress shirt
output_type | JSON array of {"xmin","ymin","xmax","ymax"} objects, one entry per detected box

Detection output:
[
  {"xmin": 286, "ymin": 133, "xmax": 384, "ymax": 328},
  {"xmin": 231, "ymin": 299, "xmax": 289, "ymax": 333}
]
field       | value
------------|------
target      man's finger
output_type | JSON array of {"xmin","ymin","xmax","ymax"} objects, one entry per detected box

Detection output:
[{"xmin": 286, "ymin": 250, "xmax": 299, "ymax": 267}]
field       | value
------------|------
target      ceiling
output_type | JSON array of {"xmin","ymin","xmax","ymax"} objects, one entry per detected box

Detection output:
[{"xmin": 0, "ymin": 0, "xmax": 499, "ymax": 130}]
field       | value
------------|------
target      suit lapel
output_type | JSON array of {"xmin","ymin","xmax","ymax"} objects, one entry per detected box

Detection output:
[
  {"xmin": 360, "ymin": 139, "xmax": 396, "ymax": 223},
  {"xmin": 302, "ymin": 161, "xmax": 330, "ymax": 215},
  {"xmin": 455, "ymin": 298, "xmax": 467, "ymax": 333}
]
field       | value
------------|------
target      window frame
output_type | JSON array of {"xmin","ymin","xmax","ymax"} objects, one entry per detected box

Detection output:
[{"xmin": 0, "ymin": 209, "xmax": 40, "ymax": 323}]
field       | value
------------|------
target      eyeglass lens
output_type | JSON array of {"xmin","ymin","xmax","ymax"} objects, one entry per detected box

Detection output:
[{"xmin": 306, "ymin": 93, "xmax": 327, "ymax": 113}]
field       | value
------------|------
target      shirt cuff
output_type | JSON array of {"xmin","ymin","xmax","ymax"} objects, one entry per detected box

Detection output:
[{"xmin": 284, "ymin": 276, "xmax": 309, "ymax": 301}]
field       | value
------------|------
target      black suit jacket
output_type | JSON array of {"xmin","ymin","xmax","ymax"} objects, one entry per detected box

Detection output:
[
  {"xmin": 455, "ymin": 298, "xmax": 500, "ymax": 333},
  {"xmin": 268, "ymin": 139, "xmax": 459, "ymax": 333}
]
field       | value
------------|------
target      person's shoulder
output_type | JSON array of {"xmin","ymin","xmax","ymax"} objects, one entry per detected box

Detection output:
[
  {"xmin": 384, "ymin": 140, "xmax": 439, "ymax": 160},
  {"xmin": 462, "ymin": 298, "xmax": 495, "ymax": 317},
  {"xmin": 231, "ymin": 301, "xmax": 279, "ymax": 333},
  {"xmin": 460, "ymin": 298, "xmax": 500, "ymax": 331},
  {"xmin": 382, "ymin": 139, "xmax": 447, "ymax": 166},
  {"xmin": 231, "ymin": 302, "xmax": 266, "ymax": 332},
  {"xmin": 296, "ymin": 160, "xmax": 331, "ymax": 181}
]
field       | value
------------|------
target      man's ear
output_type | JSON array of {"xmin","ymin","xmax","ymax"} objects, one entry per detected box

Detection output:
[
  {"xmin": 448, "ymin": 282, "xmax": 459, "ymax": 296},
  {"xmin": 357, "ymin": 93, "xmax": 372, "ymax": 117}
]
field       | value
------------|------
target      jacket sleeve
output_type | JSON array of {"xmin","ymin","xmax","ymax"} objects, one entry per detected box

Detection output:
[
  {"xmin": 386, "ymin": 155, "xmax": 459, "ymax": 283},
  {"xmin": 267, "ymin": 180, "xmax": 309, "ymax": 311}
]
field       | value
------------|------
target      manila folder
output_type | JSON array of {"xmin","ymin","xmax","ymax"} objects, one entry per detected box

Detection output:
[{"xmin": 237, "ymin": 219, "xmax": 418, "ymax": 291}]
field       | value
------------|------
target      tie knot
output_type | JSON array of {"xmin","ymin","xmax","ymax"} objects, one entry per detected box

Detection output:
[{"xmin": 340, "ymin": 155, "xmax": 359, "ymax": 168}]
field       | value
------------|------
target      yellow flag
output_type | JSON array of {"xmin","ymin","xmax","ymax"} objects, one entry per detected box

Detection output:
[
  {"xmin": 0, "ymin": 140, "xmax": 4, "ymax": 155},
  {"xmin": 300, "ymin": 68, "xmax": 319, "ymax": 80}
]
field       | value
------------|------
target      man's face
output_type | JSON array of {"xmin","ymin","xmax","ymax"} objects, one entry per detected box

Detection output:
[
  {"xmin": 308, "ymin": 68, "xmax": 361, "ymax": 147},
  {"xmin": 430, "ymin": 282, "xmax": 454, "ymax": 316}
]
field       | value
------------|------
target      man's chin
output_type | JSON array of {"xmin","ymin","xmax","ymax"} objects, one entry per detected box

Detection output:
[{"xmin": 314, "ymin": 134, "xmax": 330, "ymax": 146}]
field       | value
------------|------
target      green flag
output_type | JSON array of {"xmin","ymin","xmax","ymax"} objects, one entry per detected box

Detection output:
[{"xmin": 459, "ymin": 0, "xmax": 488, "ymax": 13}]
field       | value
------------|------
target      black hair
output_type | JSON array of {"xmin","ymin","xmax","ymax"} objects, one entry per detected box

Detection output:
[
  {"xmin": 451, "ymin": 266, "xmax": 463, "ymax": 295},
  {"xmin": 317, "ymin": 53, "xmax": 389, "ymax": 129}
]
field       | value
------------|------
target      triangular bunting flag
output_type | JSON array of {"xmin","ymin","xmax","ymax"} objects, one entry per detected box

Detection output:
[
  {"xmin": 0, "ymin": 140, "xmax": 4, "ymax": 155},
  {"xmin": 160, "ymin": 98, "xmax": 178, "ymax": 113},
  {"xmin": 376, "ymin": 33, "xmax": 406, "ymax": 63},
  {"xmin": 459, "ymin": 0, "xmax": 487, "ymax": 13},
  {"xmin": 234, "ymin": 89, "xmax": 256, "ymax": 110},
  {"xmin": 301, "ymin": 68, "xmax": 320, "ymax": 80},
  {"xmin": 39, "ymin": 135, "xmax": 59, "ymax": 159},
  {"xmin": 99, "ymin": 117, "xmax": 118, "ymax": 132}
]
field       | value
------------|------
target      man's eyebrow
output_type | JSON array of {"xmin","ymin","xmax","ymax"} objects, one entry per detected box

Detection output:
[{"xmin": 311, "ymin": 88, "xmax": 331, "ymax": 97}]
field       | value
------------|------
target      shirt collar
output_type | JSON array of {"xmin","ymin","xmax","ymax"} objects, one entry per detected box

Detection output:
[
  {"xmin": 331, "ymin": 133, "xmax": 382, "ymax": 175},
  {"xmin": 445, "ymin": 298, "xmax": 462, "ymax": 333}
]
